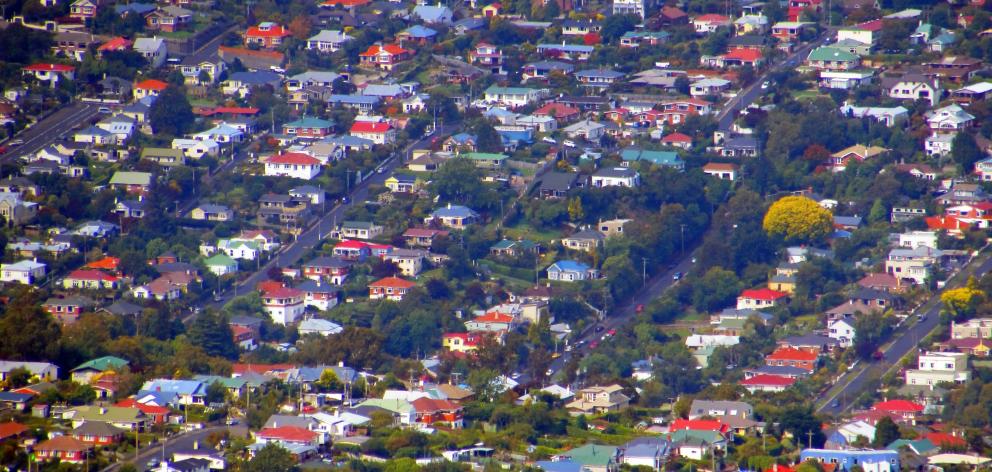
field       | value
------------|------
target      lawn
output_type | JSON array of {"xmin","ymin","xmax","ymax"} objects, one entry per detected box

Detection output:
[{"xmin": 501, "ymin": 223, "xmax": 561, "ymax": 243}]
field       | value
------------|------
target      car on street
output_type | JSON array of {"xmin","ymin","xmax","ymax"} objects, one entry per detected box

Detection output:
[
  {"xmin": 635, "ymin": 304, "xmax": 645, "ymax": 314},
  {"xmin": 761, "ymin": 81, "xmax": 770, "ymax": 89},
  {"xmin": 8, "ymin": 139, "xmax": 23, "ymax": 146},
  {"xmin": 605, "ymin": 329, "xmax": 616, "ymax": 337},
  {"xmin": 589, "ymin": 340, "xmax": 599, "ymax": 349},
  {"xmin": 595, "ymin": 325, "xmax": 605, "ymax": 332},
  {"xmin": 673, "ymin": 272, "xmax": 682, "ymax": 281},
  {"xmin": 563, "ymin": 140, "xmax": 576, "ymax": 148},
  {"xmin": 542, "ymin": 137, "xmax": 557, "ymax": 144}
]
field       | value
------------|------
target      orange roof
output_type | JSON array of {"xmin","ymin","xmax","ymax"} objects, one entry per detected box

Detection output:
[
  {"xmin": 473, "ymin": 312, "xmax": 515, "ymax": 323},
  {"xmin": 257, "ymin": 426, "xmax": 317, "ymax": 442},
  {"xmin": 256, "ymin": 280, "xmax": 285, "ymax": 294},
  {"xmin": 266, "ymin": 152, "xmax": 321, "ymax": 166},
  {"xmin": 695, "ymin": 13, "xmax": 730, "ymax": 22},
  {"xmin": 351, "ymin": 121, "xmax": 392, "ymax": 133},
  {"xmin": 671, "ymin": 418, "xmax": 729, "ymax": 433},
  {"xmin": 767, "ymin": 347, "xmax": 818, "ymax": 362},
  {"xmin": 703, "ymin": 162, "xmax": 738, "ymax": 171},
  {"xmin": 662, "ymin": 132, "xmax": 693, "ymax": 143},
  {"xmin": 246, "ymin": 24, "xmax": 290, "ymax": 38},
  {"xmin": 411, "ymin": 397, "xmax": 461, "ymax": 413},
  {"xmin": 369, "ymin": 276, "xmax": 416, "ymax": 289},
  {"xmin": 85, "ymin": 256, "xmax": 120, "ymax": 270},
  {"xmin": 723, "ymin": 48, "xmax": 763, "ymax": 62},
  {"xmin": 115, "ymin": 398, "xmax": 170, "ymax": 416},
  {"xmin": 67, "ymin": 269, "xmax": 118, "ymax": 282},
  {"xmin": 926, "ymin": 432, "xmax": 967, "ymax": 449},
  {"xmin": 873, "ymin": 399, "xmax": 924, "ymax": 413},
  {"xmin": 360, "ymin": 44, "xmax": 410, "ymax": 57},
  {"xmin": 98, "ymin": 37, "xmax": 132, "ymax": 51},
  {"xmin": 926, "ymin": 215, "xmax": 970, "ymax": 231},
  {"xmin": 218, "ymin": 46, "xmax": 285, "ymax": 60},
  {"xmin": 135, "ymin": 79, "xmax": 168, "ymax": 91},
  {"xmin": 0, "ymin": 422, "xmax": 28, "ymax": 440}
]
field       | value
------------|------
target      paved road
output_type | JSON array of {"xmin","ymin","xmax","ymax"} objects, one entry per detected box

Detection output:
[
  {"xmin": 3, "ymin": 102, "xmax": 101, "ymax": 161},
  {"xmin": 203, "ymin": 125, "xmax": 456, "ymax": 310},
  {"xmin": 716, "ymin": 31, "xmax": 832, "ymax": 130},
  {"xmin": 817, "ymin": 255, "xmax": 992, "ymax": 416},
  {"xmin": 180, "ymin": 24, "xmax": 237, "ymax": 65},
  {"xmin": 102, "ymin": 425, "xmax": 248, "ymax": 472}
]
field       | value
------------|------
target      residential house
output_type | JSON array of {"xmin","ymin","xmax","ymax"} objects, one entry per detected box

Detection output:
[
  {"xmin": 828, "ymin": 144, "xmax": 888, "ymax": 171},
  {"xmin": 403, "ymin": 228, "xmax": 448, "ymax": 247},
  {"xmin": 109, "ymin": 171, "xmax": 152, "ymax": 195},
  {"xmin": 886, "ymin": 246, "xmax": 940, "ymax": 285},
  {"xmin": 349, "ymin": 121, "xmax": 396, "ymax": 145},
  {"xmin": 883, "ymin": 73, "xmax": 942, "ymax": 107},
  {"xmin": 43, "ymin": 296, "xmax": 95, "ymax": 324},
  {"xmin": 925, "ymin": 103, "xmax": 974, "ymax": 133},
  {"xmin": 34, "ymin": 436, "xmax": 90, "ymax": 464},
  {"xmin": 140, "ymin": 147, "xmax": 185, "ymax": 167},
  {"xmin": 307, "ymin": 30, "xmax": 353, "ymax": 53},
  {"xmin": 0, "ymin": 259, "xmax": 46, "ymax": 284},
  {"xmin": 693, "ymin": 14, "xmax": 731, "ymax": 33},
  {"xmin": 62, "ymin": 269, "xmax": 119, "ymax": 290},
  {"xmin": 806, "ymin": 46, "xmax": 861, "ymax": 70},
  {"xmin": 296, "ymin": 281, "xmax": 340, "ymax": 311},
  {"xmin": 260, "ymin": 286, "xmax": 306, "ymax": 324},
  {"xmin": 302, "ymin": 256, "xmax": 351, "ymax": 285},
  {"xmin": 145, "ymin": 5, "xmax": 192, "ymax": 32},
  {"xmin": 264, "ymin": 152, "xmax": 322, "ymax": 180},
  {"xmin": 368, "ymin": 276, "xmax": 416, "ymax": 301},
  {"xmin": 133, "ymin": 37, "xmax": 167, "ymax": 68},
  {"xmin": 565, "ymin": 385, "xmax": 630, "ymax": 415},
  {"xmin": 359, "ymin": 44, "xmax": 412, "ymax": 71},
  {"xmin": 244, "ymin": 22, "xmax": 290, "ymax": 49},
  {"xmin": 425, "ymin": 204, "xmax": 479, "ymax": 229},
  {"xmin": 905, "ymin": 351, "xmax": 970, "ymax": 387},
  {"xmin": 737, "ymin": 288, "xmax": 788, "ymax": 310},
  {"xmin": 562, "ymin": 229, "xmax": 605, "ymax": 253},
  {"xmin": 702, "ymin": 162, "xmax": 739, "ymax": 180},
  {"xmin": 190, "ymin": 203, "xmax": 233, "ymax": 222},
  {"xmin": 591, "ymin": 167, "xmax": 640, "ymax": 187},
  {"xmin": 539, "ymin": 172, "xmax": 581, "ymax": 199},
  {"xmin": 257, "ymin": 194, "xmax": 311, "ymax": 225},
  {"xmin": 547, "ymin": 260, "xmax": 598, "ymax": 282},
  {"xmin": 384, "ymin": 249, "xmax": 425, "ymax": 277},
  {"xmin": 22, "ymin": 63, "xmax": 76, "ymax": 84},
  {"xmin": 283, "ymin": 117, "xmax": 334, "ymax": 139},
  {"xmin": 482, "ymin": 86, "xmax": 547, "ymax": 108},
  {"xmin": 798, "ymin": 449, "xmax": 899, "ymax": 472}
]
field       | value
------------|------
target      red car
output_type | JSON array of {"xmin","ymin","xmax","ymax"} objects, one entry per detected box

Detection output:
[
  {"xmin": 589, "ymin": 340, "xmax": 599, "ymax": 349},
  {"xmin": 635, "ymin": 304, "xmax": 645, "ymax": 314}
]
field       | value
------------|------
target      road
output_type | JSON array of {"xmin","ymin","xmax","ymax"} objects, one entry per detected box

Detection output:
[
  {"xmin": 101, "ymin": 425, "xmax": 248, "ymax": 472},
  {"xmin": 180, "ymin": 24, "xmax": 237, "ymax": 65},
  {"xmin": 817, "ymin": 255, "xmax": 992, "ymax": 416},
  {"xmin": 3, "ymin": 102, "xmax": 101, "ymax": 162},
  {"xmin": 203, "ymin": 125, "xmax": 456, "ymax": 310},
  {"xmin": 716, "ymin": 31, "xmax": 833, "ymax": 130}
]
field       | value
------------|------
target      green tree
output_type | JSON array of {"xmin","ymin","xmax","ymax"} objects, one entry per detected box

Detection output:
[
  {"xmin": 475, "ymin": 122, "xmax": 502, "ymax": 153},
  {"xmin": 149, "ymin": 86, "xmax": 194, "ymax": 136},
  {"xmin": 691, "ymin": 267, "xmax": 741, "ymax": 312},
  {"xmin": 853, "ymin": 312, "xmax": 893, "ymax": 360},
  {"xmin": 600, "ymin": 14, "xmax": 638, "ymax": 42},
  {"xmin": 873, "ymin": 416, "xmax": 900, "ymax": 447},
  {"xmin": 244, "ymin": 443, "xmax": 298, "ymax": 472},
  {"xmin": 867, "ymin": 198, "xmax": 887, "ymax": 224},
  {"xmin": 186, "ymin": 310, "xmax": 238, "ymax": 360},
  {"xmin": 567, "ymin": 196, "xmax": 585, "ymax": 222},
  {"xmin": 763, "ymin": 196, "xmax": 833, "ymax": 243},
  {"xmin": 952, "ymin": 132, "xmax": 983, "ymax": 172},
  {"xmin": 206, "ymin": 381, "xmax": 227, "ymax": 404},
  {"xmin": 0, "ymin": 289, "xmax": 61, "ymax": 361}
]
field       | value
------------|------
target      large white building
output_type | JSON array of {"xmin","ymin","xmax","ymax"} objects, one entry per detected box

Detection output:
[
  {"xmin": 262, "ymin": 287, "xmax": 306, "ymax": 325},
  {"xmin": 905, "ymin": 351, "xmax": 970, "ymax": 388},
  {"xmin": 0, "ymin": 260, "xmax": 46, "ymax": 284},
  {"xmin": 264, "ymin": 152, "xmax": 322, "ymax": 180}
]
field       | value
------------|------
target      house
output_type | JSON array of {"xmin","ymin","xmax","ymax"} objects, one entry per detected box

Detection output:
[
  {"xmin": 771, "ymin": 21, "xmax": 812, "ymax": 41},
  {"xmin": 693, "ymin": 14, "xmax": 731, "ymax": 33},
  {"xmin": 883, "ymin": 74, "xmax": 941, "ymax": 107},
  {"xmin": 702, "ymin": 163, "xmax": 738, "ymax": 180},
  {"xmin": 469, "ymin": 43, "xmax": 504, "ymax": 75},
  {"xmin": 905, "ymin": 351, "xmax": 970, "ymax": 387},
  {"xmin": 221, "ymin": 71, "xmax": 282, "ymax": 98},
  {"xmin": 886, "ymin": 246, "xmax": 940, "ymax": 285},
  {"xmin": 443, "ymin": 332, "xmax": 484, "ymax": 353},
  {"xmin": 191, "ymin": 203, "xmax": 233, "ymax": 222},
  {"xmin": 894, "ymin": 163, "xmax": 938, "ymax": 180},
  {"xmin": 0, "ymin": 361, "xmax": 59, "ymax": 382},
  {"xmin": 688, "ymin": 400, "xmax": 752, "ymax": 420},
  {"xmin": 411, "ymin": 397, "xmax": 462, "ymax": 428},
  {"xmin": 204, "ymin": 253, "xmax": 238, "ymax": 276},
  {"xmin": 737, "ymin": 288, "xmax": 788, "ymax": 310},
  {"xmin": 539, "ymin": 172, "xmax": 581, "ymax": 199},
  {"xmin": 307, "ymin": 30, "xmax": 353, "ymax": 53},
  {"xmin": 244, "ymin": 22, "xmax": 290, "ymax": 49},
  {"xmin": 620, "ymin": 30, "xmax": 671, "ymax": 48},
  {"xmin": 565, "ymin": 385, "xmax": 630, "ymax": 415},
  {"xmin": 22, "ymin": 63, "xmax": 76, "ymax": 85},
  {"xmin": 655, "ymin": 5, "xmax": 688, "ymax": 25},
  {"xmin": 660, "ymin": 99, "xmax": 713, "ymax": 125},
  {"xmin": 806, "ymin": 47, "xmax": 860, "ymax": 70},
  {"xmin": 109, "ymin": 171, "xmax": 152, "ymax": 195},
  {"xmin": 562, "ymin": 120, "xmax": 606, "ymax": 141},
  {"xmin": 952, "ymin": 82, "xmax": 992, "ymax": 104},
  {"xmin": 140, "ymin": 147, "xmax": 185, "ymax": 167},
  {"xmin": 799, "ymin": 449, "xmax": 899, "ymax": 472},
  {"xmin": 547, "ymin": 260, "xmax": 598, "ymax": 282},
  {"xmin": 384, "ymin": 249, "xmax": 425, "ymax": 277},
  {"xmin": 403, "ymin": 228, "xmax": 448, "ymax": 247},
  {"xmin": 926, "ymin": 56, "xmax": 982, "ymax": 83},
  {"xmin": 926, "ymin": 133, "xmax": 955, "ymax": 157},
  {"xmin": 739, "ymin": 374, "xmax": 796, "ymax": 393},
  {"xmin": 133, "ymin": 37, "xmax": 167, "ymax": 68},
  {"xmin": 333, "ymin": 240, "xmax": 371, "ymax": 260},
  {"xmin": 302, "ymin": 256, "xmax": 351, "ymax": 285},
  {"xmin": 384, "ymin": 174, "xmax": 419, "ymax": 193},
  {"xmin": 828, "ymin": 318, "xmax": 856, "ymax": 347},
  {"xmin": 620, "ymin": 149, "xmax": 684, "ymax": 170},
  {"xmin": 179, "ymin": 60, "xmax": 225, "ymax": 85},
  {"xmin": 575, "ymin": 69, "xmax": 625, "ymax": 89},
  {"xmin": 425, "ymin": 204, "xmax": 479, "ymax": 229},
  {"xmin": 591, "ymin": 167, "xmax": 639, "ymax": 188},
  {"xmin": 621, "ymin": 438, "xmax": 670, "ymax": 471},
  {"xmin": 411, "ymin": 4, "xmax": 452, "ymax": 23},
  {"xmin": 483, "ymin": 86, "xmax": 547, "ymax": 108},
  {"xmin": 562, "ymin": 229, "xmax": 605, "ymax": 253},
  {"xmin": 536, "ymin": 43, "xmax": 593, "ymax": 61},
  {"xmin": 296, "ymin": 281, "xmax": 340, "ymax": 311},
  {"xmin": 131, "ymin": 276, "xmax": 182, "ymax": 301},
  {"xmin": 260, "ymin": 286, "xmax": 306, "ymax": 324},
  {"xmin": 264, "ymin": 152, "xmax": 322, "ymax": 180},
  {"xmin": 359, "ymin": 44, "xmax": 412, "ymax": 71},
  {"xmin": 368, "ymin": 276, "xmax": 416, "ymax": 301},
  {"xmin": 43, "ymin": 296, "xmax": 95, "ymax": 324},
  {"xmin": 828, "ymin": 144, "xmax": 888, "ymax": 171},
  {"xmin": 283, "ymin": 117, "xmax": 334, "ymax": 139},
  {"xmin": 349, "ymin": 121, "xmax": 396, "ymax": 145},
  {"xmin": 0, "ymin": 259, "xmax": 46, "ymax": 284},
  {"xmin": 257, "ymin": 194, "xmax": 310, "ymax": 225},
  {"xmin": 69, "ymin": 0, "xmax": 100, "ymax": 19},
  {"xmin": 63, "ymin": 269, "xmax": 119, "ymax": 290},
  {"xmin": 872, "ymin": 399, "xmax": 924, "ymax": 424},
  {"xmin": 926, "ymin": 104, "xmax": 974, "ymax": 133},
  {"xmin": 35, "ymin": 436, "xmax": 91, "ymax": 464}
]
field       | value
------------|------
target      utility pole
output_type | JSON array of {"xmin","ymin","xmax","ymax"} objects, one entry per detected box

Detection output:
[
  {"xmin": 680, "ymin": 224, "xmax": 686, "ymax": 255},
  {"xmin": 642, "ymin": 257, "xmax": 647, "ymax": 285},
  {"xmin": 806, "ymin": 430, "xmax": 814, "ymax": 449}
]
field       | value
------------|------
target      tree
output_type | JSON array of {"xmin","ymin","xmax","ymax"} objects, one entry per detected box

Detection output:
[
  {"xmin": 763, "ymin": 196, "xmax": 833, "ymax": 243},
  {"xmin": 244, "ymin": 444, "xmax": 298, "ymax": 472},
  {"xmin": 186, "ymin": 310, "xmax": 238, "ymax": 360},
  {"xmin": 288, "ymin": 15, "xmax": 312, "ymax": 41},
  {"xmin": 567, "ymin": 196, "xmax": 585, "ymax": 222},
  {"xmin": 206, "ymin": 381, "xmax": 227, "ymax": 404},
  {"xmin": 868, "ymin": 198, "xmax": 888, "ymax": 224},
  {"xmin": 873, "ymin": 416, "xmax": 900, "ymax": 447},
  {"xmin": 475, "ymin": 122, "xmax": 502, "ymax": 152},
  {"xmin": 952, "ymin": 132, "xmax": 983, "ymax": 172},
  {"xmin": 853, "ymin": 311, "xmax": 893, "ymax": 360},
  {"xmin": 691, "ymin": 268, "xmax": 742, "ymax": 312},
  {"xmin": 0, "ymin": 289, "xmax": 61, "ymax": 361},
  {"xmin": 600, "ymin": 14, "xmax": 638, "ymax": 42},
  {"xmin": 942, "ymin": 278, "xmax": 985, "ymax": 321},
  {"xmin": 149, "ymin": 86, "xmax": 194, "ymax": 136}
]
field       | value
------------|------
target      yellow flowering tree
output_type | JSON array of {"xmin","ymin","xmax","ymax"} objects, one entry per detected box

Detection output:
[
  {"xmin": 762, "ymin": 196, "xmax": 833, "ymax": 243},
  {"xmin": 941, "ymin": 276, "xmax": 985, "ymax": 321}
]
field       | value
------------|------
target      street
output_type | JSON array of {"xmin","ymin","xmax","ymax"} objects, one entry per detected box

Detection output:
[
  {"xmin": 180, "ymin": 24, "xmax": 237, "ymax": 66},
  {"xmin": 3, "ymin": 101, "xmax": 101, "ymax": 162},
  {"xmin": 101, "ymin": 425, "xmax": 248, "ymax": 472},
  {"xmin": 817, "ymin": 256, "xmax": 992, "ymax": 415}
]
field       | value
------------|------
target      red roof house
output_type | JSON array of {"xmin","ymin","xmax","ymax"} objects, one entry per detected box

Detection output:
[
  {"xmin": 368, "ymin": 276, "xmax": 416, "ymax": 301},
  {"xmin": 134, "ymin": 79, "xmax": 168, "ymax": 99},
  {"xmin": 670, "ymin": 418, "xmax": 730, "ymax": 435},
  {"xmin": 349, "ymin": 121, "xmax": 396, "ymax": 145},
  {"xmin": 739, "ymin": 374, "xmax": 796, "ymax": 392},
  {"xmin": 736, "ymin": 288, "xmax": 789, "ymax": 310},
  {"xmin": 766, "ymin": 347, "xmax": 818, "ymax": 372},
  {"xmin": 23, "ymin": 63, "xmax": 76, "ymax": 82},
  {"xmin": 359, "ymin": 44, "xmax": 412, "ymax": 70},
  {"xmin": 872, "ymin": 399, "xmax": 924, "ymax": 423},
  {"xmin": 0, "ymin": 422, "xmax": 28, "ymax": 441},
  {"xmin": 257, "ymin": 426, "xmax": 320, "ymax": 446},
  {"xmin": 410, "ymin": 397, "xmax": 463, "ymax": 427},
  {"xmin": 244, "ymin": 22, "xmax": 290, "ymax": 49},
  {"xmin": 661, "ymin": 132, "xmax": 693, "ymax": 149}
]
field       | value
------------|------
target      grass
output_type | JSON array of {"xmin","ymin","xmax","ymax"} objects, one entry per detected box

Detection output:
[{"xmin": 501, "ymin": 223, "xmax": 561, "ymax": 243}]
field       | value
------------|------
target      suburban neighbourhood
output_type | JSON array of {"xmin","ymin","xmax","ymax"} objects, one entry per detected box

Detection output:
[{"xmin": 8, "ymin": 0, "xmax": 992, "ymax": 470}]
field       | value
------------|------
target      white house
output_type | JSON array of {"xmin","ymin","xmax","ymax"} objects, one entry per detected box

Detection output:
[
  {"xmin": 905, "ymin": 351, "xmax": 970, "ymax": 388},
  {"xmin": 0, "ymin": 260, "xmax": 46, "ymax": 284},
  {"xmin": 133, "ymin": 37, "xmax": 167, "ymax": 68},
  {"xmin": 192, "ymin": 123, "xmax": 244, "ymax": 143},
  {"xmin": 898, "ymin": 231, "xmax": 938, "ymax": 249},
  {"xmin": 591, "ymin": 167, "xmax": 640, "ymax": 188},
  {"xmin": 886, "ymin": 74, "xmax": 941, "ymax": 107},
  {"xmin": 562, "ymin": 120, "xmax": 606, "ymax": 141},
  {"xmin": 307, "ymin": 30, "xmax": 353, "ymax": 53},
  {"xmin": 172, "ymin": 138, "xmax": 220, "ymax": 159},
  {"xmin": 925, "ymin": 104, "xmax": 974, "ymax": 133},
  {"xmin": 262, "ymin": 287, "xmax": 306, "ymax": 325},
  {"xmin": 264, "ymin": 152, "xmax": 322, "ymax": 180},
  {"xmin": 926, "ymin": 133, "xmax": 955, "ymax": 156},
  {"xmin": 828, "ymin": 318, "xmax": 856, "ymax": 348}
]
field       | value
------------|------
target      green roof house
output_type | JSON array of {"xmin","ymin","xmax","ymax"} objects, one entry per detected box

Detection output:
[
  {"xmin": 140, "ymin": 147, "xmax": 186, "ymax": 167},
  {"xmin": 109, "ymin": 171, "xmax": 153, "ymax": 194},
  {"xmin": 70, "ymin": 356, "xmax": 129, "ymax": 384},
  {"xmin": 887, "ymin": 438, "xmax": 937, "ymax": 456},
  {"xmin": 204, "ymin": 253, "xmax": 238, "ymax": 276},
  {"xmin": 560, "ymin": 444, "xmax": 620, "ymax": 472},
  {"xmin": 64, "ymin": 405, "xmax": 148, "ymax": 431},
  {"xmin": 806, "ymin": 46, "xmax": 860, "ymax": 70},
  {"xmin": 620, "ymin": 149, "xmax": 684, "ymax": 170},
  {"xmin": 461, "ymin": 152, "xmax": 508, "ymax": 169}
]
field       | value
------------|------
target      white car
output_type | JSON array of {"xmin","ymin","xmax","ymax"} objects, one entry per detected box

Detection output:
[
  {"xmin": 542, "ymin": 136, "xmax": 557, "ymax": 144},
  {"xmin": 761, "ymin": 81, "xmax": 770, "ymax": 89},
  {"xmin": 563, "ymin": 140, "xmax": 577, "ymax": 148}
]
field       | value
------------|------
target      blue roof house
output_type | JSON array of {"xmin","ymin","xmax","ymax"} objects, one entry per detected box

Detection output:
[
  {"xmin": 799, "ymin": 449, "xmax": 899, "ymax": 472},
  {"xmin": 547, "ymin": 260, "xmax": 599, "ymax": 282},
  {"xmin": 139, "ymin": 379, "xmax": 207, "ymax": 407},
  {"xmin": 425, "ymin": 204, "xmax": 479, "ymax": 229}
]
